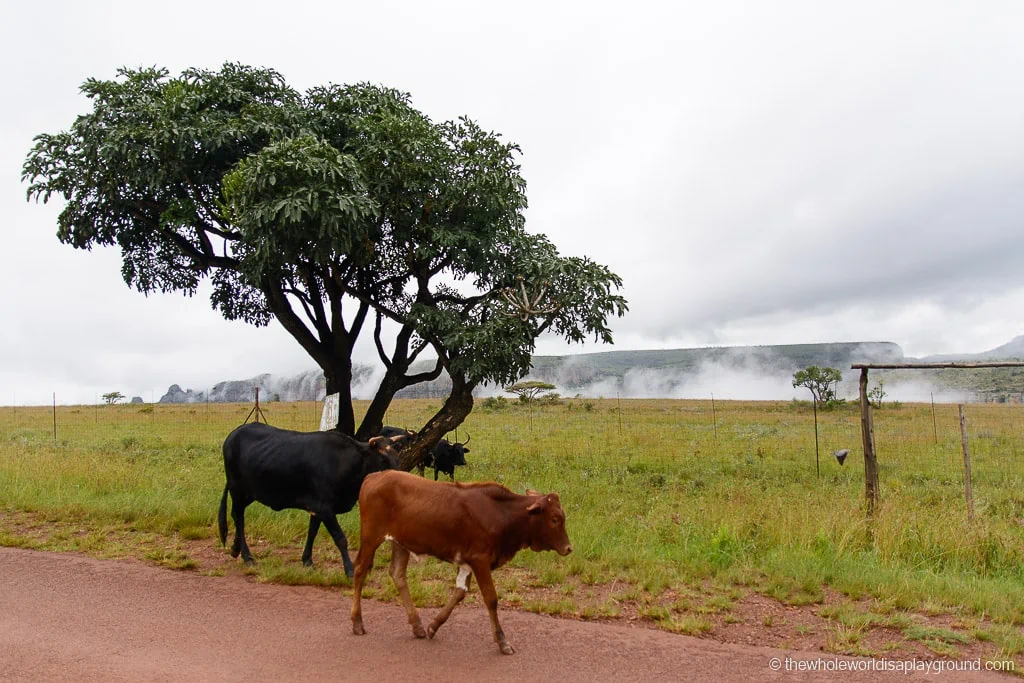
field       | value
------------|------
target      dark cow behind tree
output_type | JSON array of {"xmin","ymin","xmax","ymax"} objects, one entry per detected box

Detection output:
[
  {"xmin": 428, "ymin": 436, "xmax": 470, "ymax": 481},
  {"xmin": 351, "ymin": 470, "xmax": 572, "ymax": 654},
  {"xmin": 218, "ymin": 423, "xmax": 401, "ymax": 577},
  {"xmin": 379, "ymin": 425, "xmax": 415, "ymax": 447},
  {"xmin": 380, "ymin": 426, "xmax": 470, "ymax": 480}
]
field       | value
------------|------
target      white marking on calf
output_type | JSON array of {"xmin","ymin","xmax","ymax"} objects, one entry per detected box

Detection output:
[
  {"xmin": 456, "ymin": 564, "xmax": 471, "ymax": 591},
  {"xmin": 384, "ymin": 534, "xmax": 394, "ymax": 542}
]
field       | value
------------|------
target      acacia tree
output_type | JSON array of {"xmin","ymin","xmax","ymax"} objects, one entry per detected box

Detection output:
[
  {"xmin": 24, "ymin": 64, "xmax": 627, "ymax": 468},
  {"xmin": 792, "ymin": 366, "xmax": 843, "ymax": 409},
  {"xmin": 102, "ymin": 391, "xmax": 125, "ymax": 405},
  {"xmin": 504, "ymin": 381, "xmax": 557, "ymax": 403}
]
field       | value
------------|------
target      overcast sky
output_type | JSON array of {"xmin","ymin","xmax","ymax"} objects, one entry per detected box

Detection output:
[{"xmin": 2, "ymin": 0, "xmax": 1023, "ymax": 404}]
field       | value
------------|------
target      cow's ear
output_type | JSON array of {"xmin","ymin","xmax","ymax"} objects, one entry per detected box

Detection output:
[
  {"xmin": 462, "ymin": 447, "xmax": 471, "ymax": 453},
  {"xmin": 368, "ymin": 436, "xmax": 385, "ymax": 448},
  {"xmin": 527, "ymin": 498, "xmax": 547, "ymax": 514}
]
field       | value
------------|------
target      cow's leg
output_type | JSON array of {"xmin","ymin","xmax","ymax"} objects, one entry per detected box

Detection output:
[
  {"xmin": 472, "ymin": 563, "xmax": 514, "ymax": 654},
  {"xmin": 229, "ymin": 495, "xmax": 254, "ymax": 565},
  {"xmin": 434, "ymin": 469, "xmax": 439, "ymax": 481},
  {"xmin": 427, "ymin": 564, "xmax": 472, "ymax": 638},
  {"xmin": 351, "ymin": 535, "xmax": 383, "ymax": 636},
  {"xmin": 301, "ymin": 515, "xmax": 321, "ymax": 568},
  {"xmin": 321, "ymin": 514, "xmax": 354, "ymax": 578},
  {"xmin": 388, "ymin": 542, "xmax": 426, "ymax": 638}
]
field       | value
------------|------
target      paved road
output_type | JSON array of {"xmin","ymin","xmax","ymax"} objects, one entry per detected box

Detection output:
[{"xmin": 0, "ymin": 548, "xmax": 1011, "ymax": 682}]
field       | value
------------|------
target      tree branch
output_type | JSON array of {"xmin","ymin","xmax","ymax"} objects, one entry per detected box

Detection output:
[
  {"xmin": 283, "ymin": 286, "xmax": 319, "ymax": 333},
  {"xmin": 373, "ymin": 312, "xmax": 392, "ymax": 370},
  {"xmin": 299, "ymin": 264, "xmax": 332, "ymax": 343},
  {"xmin": 262, "ymin": 277, "xmax": 330, "ymax": 367},
  {"xmin": 350, "ymin": 299, "xmax": 370, "ymax": 340},
  {"xmin": 428, "ymin": 253, "xmax": 456, "ymax": 277},
  {"xmin": 407, "ymin": 337, "xmax": 430, "ymax": 365},
  {"xmin": 402, "ymin": 356, "xmax": 444, "ymax": 387}
]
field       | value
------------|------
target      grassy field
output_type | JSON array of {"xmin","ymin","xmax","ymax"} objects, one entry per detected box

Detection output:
[{"xmin": 2, "ymin": 397, "xmax": 1023, "ymax": 664}]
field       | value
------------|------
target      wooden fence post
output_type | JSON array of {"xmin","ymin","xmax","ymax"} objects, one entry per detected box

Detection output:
[
  {"xmin": 859, "ymin": 368, "xmax": 879, "ymax": 515},
  {"xmin": 958, "ymin": 404, "xmax": 974, "ymax": 521}
]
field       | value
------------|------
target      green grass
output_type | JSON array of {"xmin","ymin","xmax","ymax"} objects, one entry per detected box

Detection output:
[
  {"xmin": 825, "ymin": 624, "xmax": 877, "ymax": 657},
  {"xmin": 2, "ymin": 398, "xmax": 1024, "ymax": 657}
]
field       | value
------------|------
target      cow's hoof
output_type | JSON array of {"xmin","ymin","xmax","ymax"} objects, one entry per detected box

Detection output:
[
  {"xmin": 229, "ymin": 547, "xmax": 240, "ymax": 558},
  {"xmin": 344, "ymin": 568, "xmax": 354, "ymax": 579},
  {"xmin": 302, "ymin": 559, "xmax": 313, "ymax": 568},
  {"xmin": 426, "ymin": 624, "xmax": 438, "ymax": 639},
  {"xmin": 242, "ymin": 557, "xmax": 256, "ymax": 566},
  {"xmin": 412, "ymin": 624, "xmax": 427, "ymax": 639},
  {"xmin": 352, "ymin": 623, "xmax": 366, "ymax": 636},
  {"xmin": 499, "ymin": 642, "xmax": 515, "ymax": 655}
]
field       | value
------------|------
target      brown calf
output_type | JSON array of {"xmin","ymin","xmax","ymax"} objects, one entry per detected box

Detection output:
[{"xmin": 350, "ymin": 470, "xmax": 572, "ymax": 654}]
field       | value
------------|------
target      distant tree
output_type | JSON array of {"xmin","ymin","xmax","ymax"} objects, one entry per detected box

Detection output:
[
  {"xmin": 792, "ymin": 366, "xmax": 842, "ymax": 409},
  {"xmin": 23, "ymin": 63, "xmax": 627, "ymax": 470},
  {"xmin": 867, "ymin": 379, "xmax": 887, "ymax": 409},
  {"xmin": 504, "ymin": 381, "xmax": 557, "ymax": 404},
  {"xmin": 102, "ymin": 391, "xmax": 125, "ymax": 405}
]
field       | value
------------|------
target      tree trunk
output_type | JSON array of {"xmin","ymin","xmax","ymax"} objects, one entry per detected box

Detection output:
[
  {"xmin": 323, "ymin": 361, "xmax": 356, "ymax": 435},
  {"xmin": 398, "ymin": 374, "xmax": 476, "ymax": 472},
  {"xmin": 355, "ymin": 366, "xmax": 407, "ymax": 441}
]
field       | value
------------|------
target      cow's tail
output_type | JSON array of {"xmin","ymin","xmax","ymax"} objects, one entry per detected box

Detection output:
[{"xmin": 217, "ymin": 485, "xmax": 229, "ymax": 547}]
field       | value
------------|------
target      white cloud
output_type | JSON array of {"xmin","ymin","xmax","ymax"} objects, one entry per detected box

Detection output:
[{"xmin": 3, "ymin": 0, "xmax": 1024, "ymax": 404}]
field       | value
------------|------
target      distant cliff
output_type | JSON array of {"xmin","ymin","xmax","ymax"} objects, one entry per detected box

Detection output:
[
  {"xmin": 159, "ymin": 341, "xmax": 907, "ymax": 403},
  {"xmin": 161, "ymin": 369, "xmax": 339, "ymax": 404}
]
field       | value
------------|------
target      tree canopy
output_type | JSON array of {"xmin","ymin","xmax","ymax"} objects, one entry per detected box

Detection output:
[
  {"xmin": 24, "ymin": 63, "xmax": 627, "ymax": 468},
  {"xmin": 504, "ymin": 380, "xmax": 558, "ymax": 403}
]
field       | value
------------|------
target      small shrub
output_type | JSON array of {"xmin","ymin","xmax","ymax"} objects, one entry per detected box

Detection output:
[{"xmin": 482, "ymin": 396, "xmax": 509, "ymax": 411}]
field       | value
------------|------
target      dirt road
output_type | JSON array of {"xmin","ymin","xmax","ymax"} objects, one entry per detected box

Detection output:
[{"xmin": 0, "ymin": 547, "xmax": 1011, "ymax": 682}]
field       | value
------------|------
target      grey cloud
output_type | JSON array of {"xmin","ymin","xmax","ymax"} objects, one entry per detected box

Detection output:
[{"xmin": 3, "ymin": 1, "xmax": 1024, "ymax": 403}]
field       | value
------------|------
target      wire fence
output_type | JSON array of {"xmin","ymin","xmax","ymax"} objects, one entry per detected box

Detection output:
[{"xmin": 1, "ymin": 396, "xmax": 1021, "ymax": 500}]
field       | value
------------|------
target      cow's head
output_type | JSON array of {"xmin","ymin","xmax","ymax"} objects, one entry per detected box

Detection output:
[
  {"xmin": 440, "ymin": 432, "xmax": 470, "ymax": 467},
  {"xmin": 526, "ymin": 492, "xmax": 572, "ymax": 556},
  {"xmin": 365, "ymin": 435, "xmax": 402, "ymax": 472},
  {"xmin": 382, "ymin": 427, "xmax": 416, "ymax": 450}
]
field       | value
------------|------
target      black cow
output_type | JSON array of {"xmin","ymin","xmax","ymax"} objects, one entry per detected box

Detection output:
[
  {"xmin": 218, "ymin": 422, "xmax": 401, "ymax": 577},
  {"xmin": 429, "ymin": 436, "xmax": 471, "ymax": 481},
  {"xmin": 380, "ymin": 425, "xmax": 415, "ymax": 446},
  {"xmin": 380, "ymin": 426, "xmax": 471, "ymax": 481}
]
